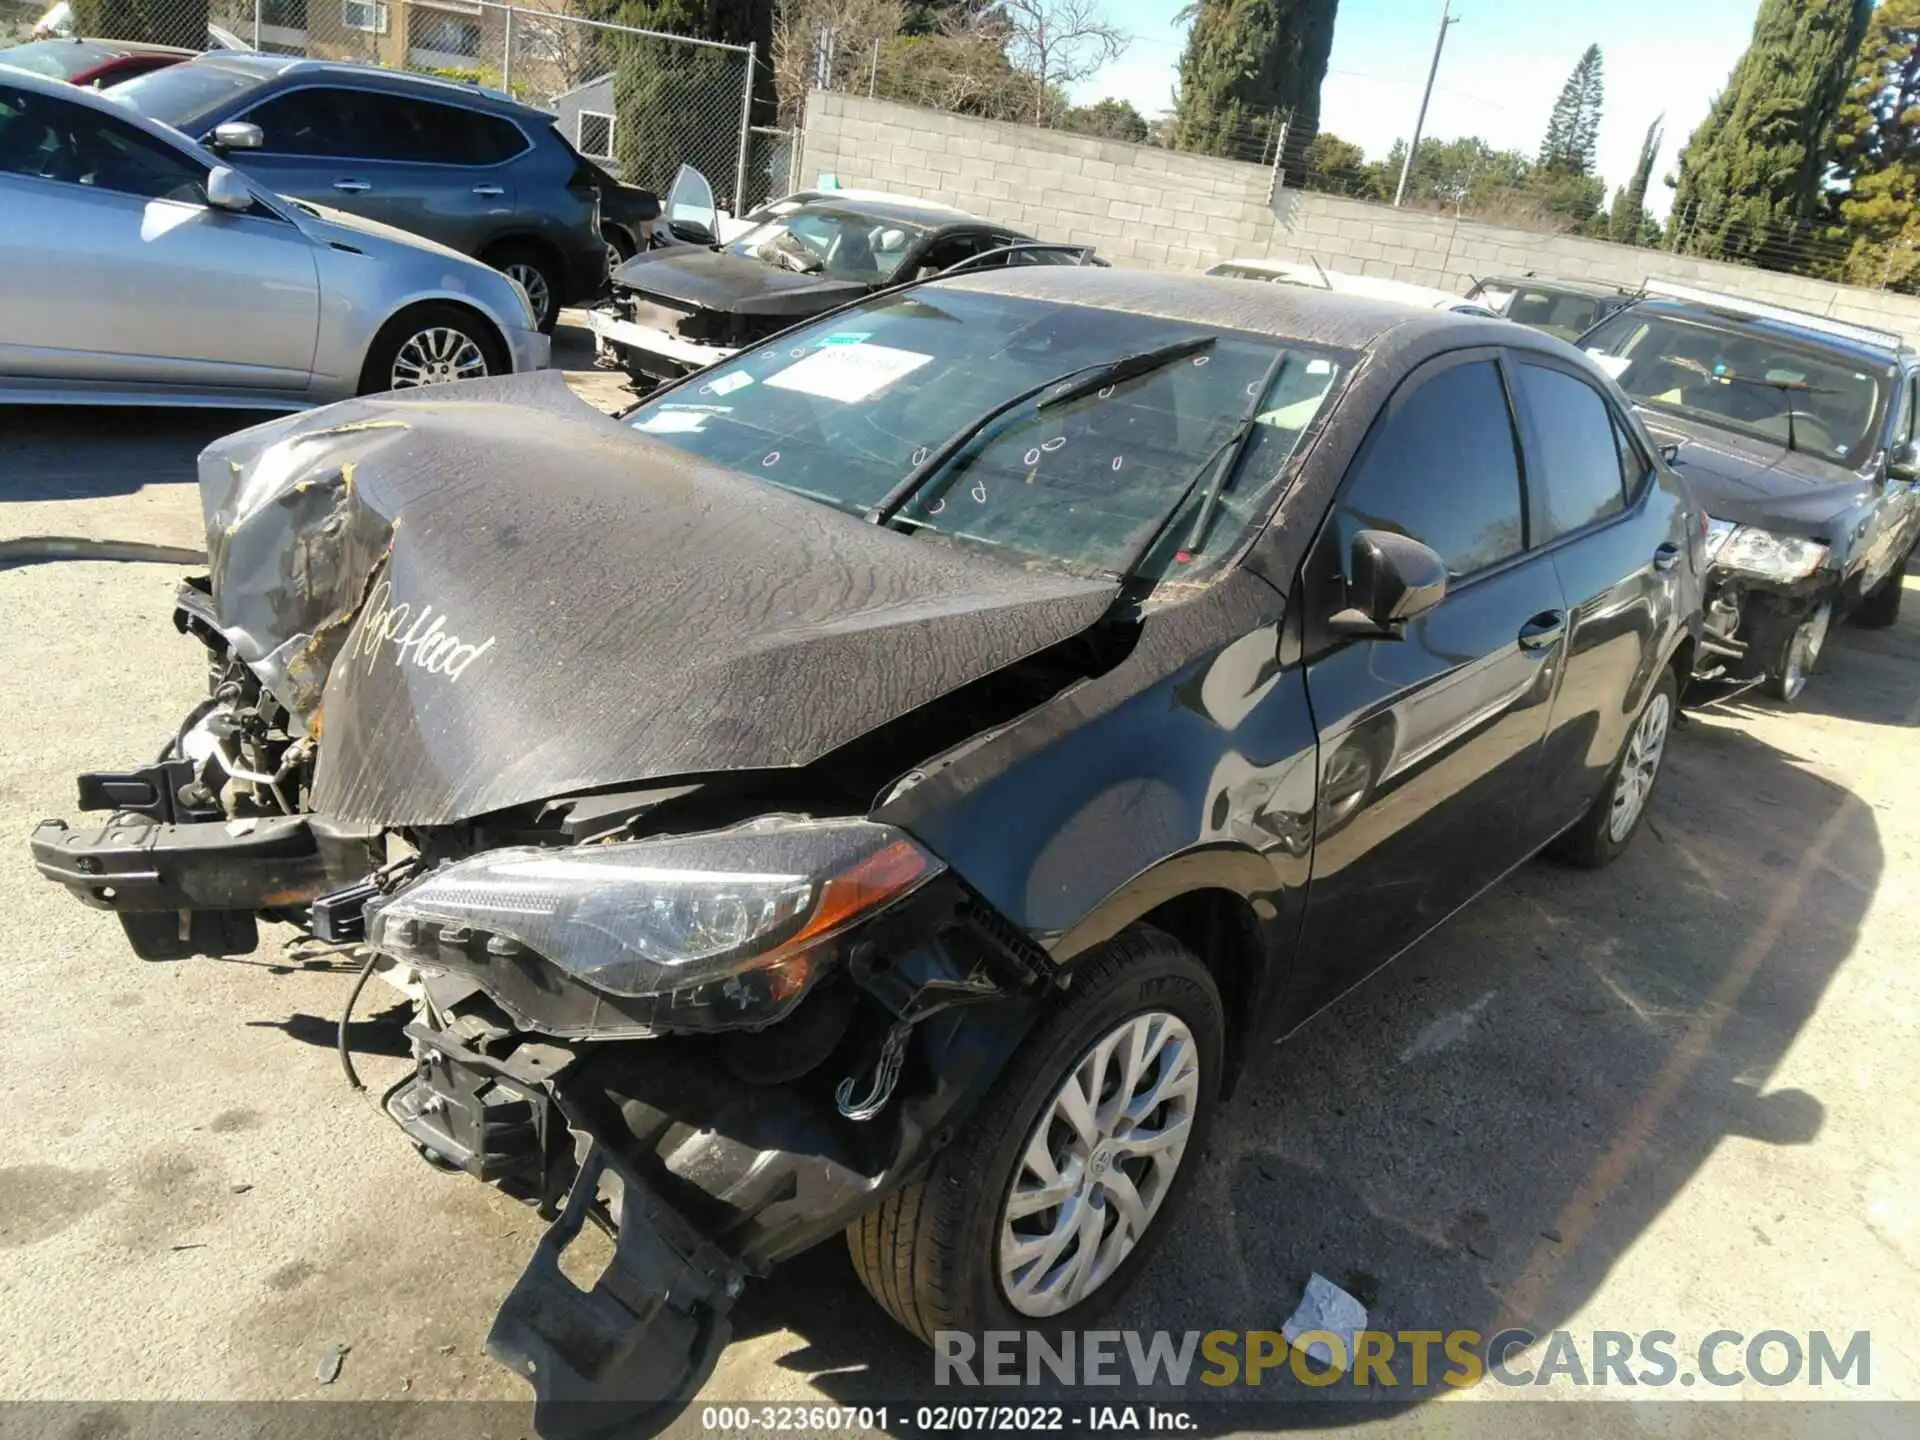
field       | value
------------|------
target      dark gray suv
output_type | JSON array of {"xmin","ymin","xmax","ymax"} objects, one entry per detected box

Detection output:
[{"xmin": 110, "ymin": 54, "xmax": 604, "ymax": 330}]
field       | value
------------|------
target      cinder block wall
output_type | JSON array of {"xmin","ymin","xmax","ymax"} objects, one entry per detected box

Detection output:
[{"xmin": 802, "ymin": 90, "xmax": 1920, "ymax": 345}]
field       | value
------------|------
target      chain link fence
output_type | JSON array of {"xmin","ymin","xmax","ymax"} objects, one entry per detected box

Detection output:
[{"xmin": 7, "ymin": 0, "xmax": 790, "ymax": 211}]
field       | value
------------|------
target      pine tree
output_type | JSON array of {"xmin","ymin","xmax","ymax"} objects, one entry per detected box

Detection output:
[
  {"xmin": 1825, "ymin": 0, "xmax": 1920, "ymax": 288},
  {"xmin": 1538, "ymin": 44, "xmax": 1604, "ymax": 175},
  {"xmin": 1170, "ymin": 0, "xmax": 1341, "ymax": 161},
  {"xmin": 1669, "ymin": 0, "xmax": 1873, "ymax": 268},
  {"xmin": 1608, "ymin": 114, "xmax": 1664, "ymax": 244}
]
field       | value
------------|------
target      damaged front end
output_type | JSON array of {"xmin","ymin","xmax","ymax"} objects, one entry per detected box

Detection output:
[
  {"xmin": 362, "ymin": 815, "xmax": 1051, "ymax": 1434},
  {"xmin": 1689, "ymin": 520, "xmax": 1836, "ymax": 696},
  {"xmin": 29, "ymin": 375, "xmax": 1128, "ymax": 1428}
]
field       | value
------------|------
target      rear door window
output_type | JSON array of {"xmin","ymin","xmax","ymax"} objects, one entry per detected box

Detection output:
[
  {"xmin": 1512, "ymin": 361, "xmax": 1628, "ymax": 541},
  {"xmin": 1331, "ymin": 358, "xmax": 1528, "ymax": 578},
  {"xmin": 360, "ymin": 93, "xmax": 524, "ymax": 164}
]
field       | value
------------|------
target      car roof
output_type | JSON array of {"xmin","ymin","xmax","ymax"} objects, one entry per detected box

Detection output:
[
  {"xmin": 165, "ymin": 51, "xmax": 552, "ymax": 119},
  {"xmin": 939, "ymin": 266, "xmax": 1501, "ymax": 350},
  {"xmin": 800, "ymin": 194, "xmax": 994, "ymax": 228},
  {"xmin": 1475, "ymin": 275, "xmax": 1635, "ymax": 299},
  {"xmin": 0, "ymin": 61, "xmax": 223, "ymax": 151},
  {"xmin": 1624, "ymin": 296, "xmax": 1908, "ymax": 367},
  {"xmin": 1209, "ymin": 258, "xmax": 1473, "ymax": 311},
  {"xmin": 7, "ymin": 36, "xmax": 196, "ymax": 59}
]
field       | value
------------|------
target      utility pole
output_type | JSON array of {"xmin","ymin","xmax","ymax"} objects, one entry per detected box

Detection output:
[{"xmin": 1394, "ymin": 0, "xmax": 1460, "ymax": 208}]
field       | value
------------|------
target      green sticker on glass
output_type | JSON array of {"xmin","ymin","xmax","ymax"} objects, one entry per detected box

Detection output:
[{"xmin": 817, "ymin": 332, "xmax": 871, "ymax": 347}]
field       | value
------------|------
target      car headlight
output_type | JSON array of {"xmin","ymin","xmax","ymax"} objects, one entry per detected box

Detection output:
[
  {"xmin": 365, "ymin": 818, "xmax": 941, "ymax": 1033},
  {"xmin": 1702, "ymin": 519, "xmax": 1829, "ymax": 582}
]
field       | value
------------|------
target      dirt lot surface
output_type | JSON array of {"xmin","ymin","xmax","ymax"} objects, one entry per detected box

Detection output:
[{"xmin": 3, "ymin": 336, "xmax": 1916, "ymax": 1432}]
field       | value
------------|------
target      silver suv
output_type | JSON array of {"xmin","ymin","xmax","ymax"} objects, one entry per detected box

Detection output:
[{"xmin": 110, "ymin": 53, "xmax": 604, "ymax": 330}]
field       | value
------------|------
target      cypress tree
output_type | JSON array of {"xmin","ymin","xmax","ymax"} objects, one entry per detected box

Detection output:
[
  {"xmin": 1608, "ymin": 114, "xmax": 1664, "ymax": 244},
  {"xmin": 1669, "ymin": 0, "xmax": 1873, "ymax": 267},
  {"xmin": 1171, "ymin": 0, "xmax": 1340, "ymax": 161},
  {"xmin": 1826, "ymin": 0, "xmax": 1920, "ymax": 287}
]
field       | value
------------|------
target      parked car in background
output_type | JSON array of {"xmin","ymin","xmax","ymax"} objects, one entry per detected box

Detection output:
[
  {"xmin": 27, "ymin": 1, "xmax": 247, "ymax": 49},
  {"xmin": 592, "ymin": 167, "xmax": 1091, "ymax": 388},
  {"xmin": 0, "ymin": 36, "xmax": 195, "ymax": 88},
  {"xmin": 0, "ymin": 68, "xmax": 546, "ymax": 408},
  {"xmin": 32, "ymin": 269, "xmax": 1699, "ymax": 1430},
  {"xmin": 1466, "ymin": 275, "xmax": 1638, "ymax": 341},
  {"xmin": 1581, "ymin": 281, "xmax": 1920, "ymax": 700},
  {"xmin": 579, "ymin": 153, "xmax": 659, "ymax": 274},
  {"xmin": 1209, "ymin": 258, "xmax": 1504, "ymax": 316},
  {"xmin": 108, "ymin": 54, "xmax": 606, "ymax": 331}
]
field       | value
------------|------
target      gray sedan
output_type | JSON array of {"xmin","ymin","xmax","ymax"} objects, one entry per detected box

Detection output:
[{"xmin": 0, "ymin": 66, "xmax": 547, "ymax": 409}]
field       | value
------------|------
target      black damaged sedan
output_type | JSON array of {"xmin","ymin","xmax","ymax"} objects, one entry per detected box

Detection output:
[{"xmin": 32, "ymin": 269, "xmax": 1702, "ymax": 1432}]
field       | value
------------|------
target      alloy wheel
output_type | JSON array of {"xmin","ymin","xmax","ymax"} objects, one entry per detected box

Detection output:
[
  {"xmin": 390, "ymin": 327, "xmax": 489, "ymax": 389},
  {"xmin": 998, "ymin": 1011, "xmax": 1199, "ymax": 1318},
  {"xmin": 1608, "ymin": 688, "xmax": 1672, "ymax": 843},
  {"xmin": 1779, "ymin": 601, "xmax": 1833, "ymax": 702},
  {"xmin": 503, "ymin": 261, "xmax": 552, "ymax": 326}
]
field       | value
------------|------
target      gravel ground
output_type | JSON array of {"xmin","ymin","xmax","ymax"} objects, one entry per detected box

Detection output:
[{"xmin": 2, "ymin": 349, "xmax": 1916, "ymax": 1433}]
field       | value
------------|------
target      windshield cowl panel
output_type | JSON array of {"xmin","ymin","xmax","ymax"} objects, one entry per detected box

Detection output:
[{"xmin": 625, "ymin": 288, "xmax": 1353, "ymax": 586}]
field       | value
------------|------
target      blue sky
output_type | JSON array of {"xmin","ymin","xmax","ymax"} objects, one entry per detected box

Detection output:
[{"xmin": 1071, "ymin": 0, "xmax": 1767, "ymax": 214}]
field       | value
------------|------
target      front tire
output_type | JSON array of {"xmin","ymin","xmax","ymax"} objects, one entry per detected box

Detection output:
[
  {"xmin": 1851, "ymin": 550, "xmax": 1910, "ymax": 629},
  {"xmin": 848, "ymin": 926, "xmax": 1221, "ymax": 1343},
  {"xmin": 357, "ymin": 303, "xmax": 507, "ymax": 396},
  {"xmin": 1763, "ymin": 598, "xmax": 1833, "ymax": 702},
  {"xmin": 1549, "ymin": 667, "xmax": 1677, "ymax": 870}
]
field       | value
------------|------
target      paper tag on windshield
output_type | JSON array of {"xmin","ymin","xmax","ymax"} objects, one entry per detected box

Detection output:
[
  {"xmin": 1586, "ymin": 351, "xmax": 1632, "ymax": 380},
  {"xmin": 766, "ymin": 343, "xmax": 932, "ymax": 403},
  {"xmin": 703, "ymin": 371, "xmax": 754, "ymax": 397},
  {"xmin": 634, "ymin": 406, "xmax": 724, "ymax": 434}
]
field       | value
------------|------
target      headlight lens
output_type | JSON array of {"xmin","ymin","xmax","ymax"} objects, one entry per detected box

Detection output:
[
  {"xmin": 1703, "ymin": 519, "xmax": 1828, "ymax": 581},
  {"xmin": 366, "ymin": 818, "xmax": 940, "ymax": 1030}
]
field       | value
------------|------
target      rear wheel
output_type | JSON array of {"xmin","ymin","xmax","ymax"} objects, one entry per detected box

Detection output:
[
  {"xmin": 357, "ymin": 303, "xmax": 506, "ymax": 396},
  {"xmin": 1549, "ymin": 667, "xmax": 1676, "ymax": 869},
  {"xmin": 485, "ymin": 241, "xmax": 559, "ymax": 333},
  {"xmin": 848, "ymin": 926, "xmax": 1221, "ymax": 1342}
]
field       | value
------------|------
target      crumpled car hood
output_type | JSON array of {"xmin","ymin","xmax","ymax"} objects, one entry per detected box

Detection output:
[
  {"xmin": 1637, "ymin": 409, "xmax": 1875, "ymax": 537},
  {"xmin": 198, "ymin": 372, "xmax": 1119, "ymax": 827},
  {"xmin": 611, "ymin": 246, "xmax": 869, "ymax": 317}
]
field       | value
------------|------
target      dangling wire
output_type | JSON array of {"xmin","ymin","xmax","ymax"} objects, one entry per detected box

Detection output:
[{"xmin": 337, "ymin": 947, "xmax": 380, "ymax": 1092}]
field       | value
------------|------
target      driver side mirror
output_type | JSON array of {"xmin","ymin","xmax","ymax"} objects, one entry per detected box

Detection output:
[
  {"xmin": 205, "ymin": 165, "xmax": 252, "ymax": 213},
  {"xmin": 207, "ymin": 121, "xmax": 262, "ymax": 153},
  {"xmin": 1888, "ymin": 439, "xmax": 1920, "ymax": 481},
  {"xmin": 1328, "ymin": 529, "xmax": 1448, "ymax": 639}
]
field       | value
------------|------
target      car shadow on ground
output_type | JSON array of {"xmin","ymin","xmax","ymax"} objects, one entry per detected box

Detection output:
[
  {"xmin": 715, "ymin": 696, "xmax": 1882, "ymax": 1425},
  {"xmin": 1, "ymin": 406, "xmax": 265, "ymax": 503}
]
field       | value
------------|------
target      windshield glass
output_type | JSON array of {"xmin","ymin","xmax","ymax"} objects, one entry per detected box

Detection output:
[
  {"xmin": 1581, "ymin": 310, "xmax": 1891, "ymax": 465},
  {"xmin": 0, "ymin": 40, "xmax": 102, "ymax": 78},
  {"xmin": 625, "ymin": 287, "xmax": 1350, "ymax": 580},
  {"xmin": 109, "ymin": 61, "xmax": 262, "ymax": 128},
  {"xmin": 1490, "ymin": 286, "xmax": 1617, "ymax": 340},
  {"xmin": 723, "ymin": 205, "xmax": 929, "ymax": 283}
]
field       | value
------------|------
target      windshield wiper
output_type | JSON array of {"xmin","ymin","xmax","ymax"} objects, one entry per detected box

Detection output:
[
  {"xmin": 864, "ymin": 334, "xmax": 1218, "ymax": 526},
  {"xmin": 1110, "ymin": 346, "xmax": 1295, "ymax": 583},
  {"xmin": 1689, "ymin": 372, "xmax": 1841, "ymax": 456}
]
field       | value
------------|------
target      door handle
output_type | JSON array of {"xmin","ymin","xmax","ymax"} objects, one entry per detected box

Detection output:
[
  {"xmin": 332, "ymin": 179, "xmax": 370, "ymax": 193},
  {"xmin": 1653, "ymin": 541, "xmax": 1682, "ymax": 571},
  {"xmin": 1518, "ymin": 611, "xmax": 1566, "ymax": 651},
  {"xmin": 472, "ymin": 184, "xmax": 505, "ymax": 197}
]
